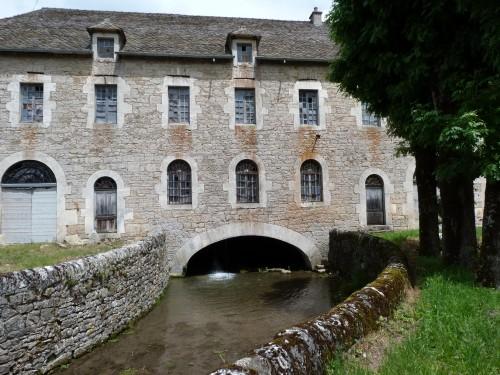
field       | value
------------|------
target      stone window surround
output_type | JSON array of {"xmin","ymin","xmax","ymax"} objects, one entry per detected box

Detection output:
[
  {"xmin": 82, "ymin": 75, "xmax": 131, "ymax": 129},
  {"xmin": 403, "ymin": 160, "xmax": 418, "ymax": 229},
  {"xmin": 157, "ymin": 155, "xmax": 203, "ymax": 210},
  {"xmin": 231, "ymin": 38, "xmax": 258, "ymax": 67},
  {"xmin": 355, "ymin": 168, "xmax": 394, "ymax": 227},
  {"xmin": 0, "ymin": 151, "xmax": 76, "ymax": 244},
  {"xmin": 289, "ymin": 80, "xmax": 329, "ymax": 130},
  {"xmin": 350, "ymin": 101, "xmax": 388, "ymax": 129},
  {"xmin": 292, "ymin": 155, "xmax": 332, "ymax": 207},
  {"xmin": 6, "ymin": 73, "xmax": 56, "ymax": 128},
  {"xmin": 83, "ymin": 170, "xmax": 132, "ymax": 237},
  {"xmin": 91, "ymin": 33, "xmax": 120, "ymax": 62},
  {"xmin": 158, "ymin": 76, "xmax": 201, "ymax": 130},
  {"xmin": 223, "ymin": 153, "xmax": 271, "ymax": 209},
  {"xmin": 223, "ymin": 80, "xmax": 267, "ymax": 130}
]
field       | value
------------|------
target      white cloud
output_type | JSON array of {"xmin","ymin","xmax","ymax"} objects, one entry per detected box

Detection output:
[{"xmin": 1, "ymin": 0, "xmax": 332, "ymax": 20}]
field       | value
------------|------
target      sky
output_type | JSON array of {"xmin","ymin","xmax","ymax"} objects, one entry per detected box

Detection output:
[{"xmin": 0, "ymin": 0, "xmax": 333, "ymax": 20}]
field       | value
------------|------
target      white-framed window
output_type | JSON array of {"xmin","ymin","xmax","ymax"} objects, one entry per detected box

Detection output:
[
  {"xmin": 361, "ymin": 103, "xmax": 381, "ymax": 127},
  {"xmin": 167, "ymin": 160, "xmax": 192, "ymax": 205},
  {"xmin": 96, "ymin": 37, "xmax": 115, "ymax": 59},
  {"xmin": 235, "ymin": 88, "xmax": 256, "ymax": 124},
  {"xmin": 299, "ymin": 90, "xmax": 319, "ymax": 125},
  {"xmin": 95, "ymin": 84, "xmax": 117, "ymax": 124},
  {"xmin": 301, "ymin": 160, "xmax": 323, "ymax": 202},
  {"xmin": 237, "ymin": 43, "xmax": 253, "ymax": 64},
  {"xmin": 20, "ymin": 83, "xmax": 44, "ymax": 123},
  {"xmin": 168, "ymin": 86, "xmax": 190, "ymax": 124}
]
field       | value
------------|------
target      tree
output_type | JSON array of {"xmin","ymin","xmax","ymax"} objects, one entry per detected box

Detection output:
[{"xmin": 327, "ymin": 0, "xmax": 499, "ymax": 272}]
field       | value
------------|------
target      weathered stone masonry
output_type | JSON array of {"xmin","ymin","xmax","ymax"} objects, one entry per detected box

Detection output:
[
  {"xmin": 0, "ymin": 8, "xmax": 484, "ymax": 272},
  {"xmin": 0, "ymin": 232, "xmax": 169, "ymax": 374}
]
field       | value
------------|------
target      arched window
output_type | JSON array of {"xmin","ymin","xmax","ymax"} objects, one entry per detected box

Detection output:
[
  {"xmin": 301, "ymin": 160, "xmax": 322, "ymax": 202},
  {"xmin": 1, "ymin": 160, "xmax": 56, "ymax": 185},
  {"xmin": 94, "ymin": 177, "xmax": 117, "ymax": 233},
  {"xmin": 236, "ymin": 160, "xmax": 259, "ymax": 203},
  {"xmin": 167, "ymin": 160, "xmax": 192, "ymax": 205},
  {"xmin": 365, "ymin": 174, "xmax": 385, "ymax": 225}
]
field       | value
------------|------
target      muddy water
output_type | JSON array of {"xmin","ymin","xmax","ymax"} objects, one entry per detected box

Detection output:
[{"xmin": 58, "ymin": 272, "xmax": 346, "ymax": 375}]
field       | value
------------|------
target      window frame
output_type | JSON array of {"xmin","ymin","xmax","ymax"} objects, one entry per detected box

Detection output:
[
  {"xmin": 167, "ymin": 160, "xmax": 193, "ymax": 206},
  {"xmin": 361, "ymin": 102, "xmax": 381, "ymax": 127},
  {"xmin": 299, "ymin": 89, "xmax": 319, "ymax": 126},
  {"xmin": 236, "ymin": 159, "xmax": 259, "ymax": 204},
  {"xmin": 20, "ymin": 83, "xmax": 44, "ymax": 123},
  {"xmin": 300, "ymin": 160, "xmax": 323, "ymax": 202},
  {"xmin": 95, "ymin": 84, "xmax": 118, "ymax": 124},
  {"xmin": 96, "ymin": 37, "xmax": 115, "ymax": 59},
  {"xmin": 168, "ymin": 86, "xmax": 190, "ymax": 124},
  {"xmin": 236, "ymin": 43, "xmax": 253, "ymax": 64},
  {"xmin": 235, "ymin": 88, "xmax": 256, "ymax": 125}
]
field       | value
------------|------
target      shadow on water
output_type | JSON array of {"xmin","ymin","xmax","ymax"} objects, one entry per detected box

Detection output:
[{"xmin": 57, "ymin": 238, "xmax": 351, "ymax": 375}]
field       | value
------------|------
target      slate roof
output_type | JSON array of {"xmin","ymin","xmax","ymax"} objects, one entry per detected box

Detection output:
[{"xmin": 0, "ymin": 8, "xmax": 337, "ymax": 61}]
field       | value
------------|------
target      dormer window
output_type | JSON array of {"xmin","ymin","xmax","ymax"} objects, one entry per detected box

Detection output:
[
  {"xmin": 237, "ymin": 43, "xmax": 253, "ymax": 64},
  {"xmin": 97, "ymin": 37, "xmax": 115, "ymax": 58}
]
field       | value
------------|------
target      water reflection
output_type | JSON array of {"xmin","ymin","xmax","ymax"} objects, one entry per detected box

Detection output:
[{"xmin": 58, "ymin": 272, "xmax": 346, "ymax": 375}]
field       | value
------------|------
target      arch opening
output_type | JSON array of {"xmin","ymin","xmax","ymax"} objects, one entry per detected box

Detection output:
[{"xmin": 185, "ymin": 235, "xmax": 312, "ymax": 276}]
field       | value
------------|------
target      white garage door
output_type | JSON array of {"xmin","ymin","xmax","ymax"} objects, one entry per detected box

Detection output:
[{"xmin": 1, "ymin": 187, "xmax": 57, "ymax": 243}]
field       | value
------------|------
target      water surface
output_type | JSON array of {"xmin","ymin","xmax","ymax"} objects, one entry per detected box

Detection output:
[{"xmin": 59, "ymin": 272, "xmax": 345, "ymax": 374}]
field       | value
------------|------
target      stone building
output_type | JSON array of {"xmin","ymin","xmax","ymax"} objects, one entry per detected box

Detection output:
[{"xmin": 0, "ymin": 8, "xmax": 482, "ymax": 273}]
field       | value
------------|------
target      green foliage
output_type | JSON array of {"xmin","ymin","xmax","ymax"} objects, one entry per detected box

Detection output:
[
  {"xmin": 0, "ymin": 241, "xmax": 123, "ymax": 274},
  {"xmin": 327, "ymin": 257, "xmax": 500, "ymax": 374}
]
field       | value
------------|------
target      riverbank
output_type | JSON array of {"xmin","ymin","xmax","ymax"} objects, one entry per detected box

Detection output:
[
  {"xmin": 0, "ymin": 241, "xmax": 123, "ymax": 273},
  {"xmin": 327, "ymin": 256, "xmax": 499, "ymax": 374}
]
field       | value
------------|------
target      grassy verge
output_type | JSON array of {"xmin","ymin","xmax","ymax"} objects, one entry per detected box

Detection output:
[
  {"xmin": 327, "ymin": 255, "xmax": 499, "ymax": 375},
  {"xmin": 0, "ymin": 241, "xmax": 123, "ymax": 274},
  {"xmin": 372, "ymin": 229, "xmax": 419, "ymax": 247}
]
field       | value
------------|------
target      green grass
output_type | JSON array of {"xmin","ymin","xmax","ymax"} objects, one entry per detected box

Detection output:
[
  {"xmin": 0, "ymin": 241, "xmax": 123, "ymax": 274},
  {"xmin": 372, "ymin": 229, "xmax": 419, "ymax": 247},
  {"xmin": 327, "ymin": 256, "xmax": 500, "ymax": 375}
]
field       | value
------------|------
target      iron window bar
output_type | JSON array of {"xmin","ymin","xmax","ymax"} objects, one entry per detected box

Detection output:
[
  {"xmin": 167, "ymin": 160, "xmax": 192, "ymax": 205},
  {"xmin": 236, "ymin": 160, "xmax": 259, "ymax": 203},
  {"xmin": 301, "ymin": 160, "xmax": 323, "ymax": 202}
]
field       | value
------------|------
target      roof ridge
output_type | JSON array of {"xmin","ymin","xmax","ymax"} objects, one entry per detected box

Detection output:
[{"xmin": 37, "ymin": 7, "xmax": 314, "ymax": 24}]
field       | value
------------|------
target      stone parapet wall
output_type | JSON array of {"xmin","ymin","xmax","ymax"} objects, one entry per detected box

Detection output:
[
  {"xmin": 210, "ymin": 262, "xmax": 410, "ymax": 374},
  {"xmin": 0, "ymin": 232, "xmax": 170, "ymax": 374}
]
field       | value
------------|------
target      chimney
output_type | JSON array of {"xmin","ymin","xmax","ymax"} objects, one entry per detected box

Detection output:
[{"xmin": 309, "ymin": 7, "xmax": 322, "ymax": 26}]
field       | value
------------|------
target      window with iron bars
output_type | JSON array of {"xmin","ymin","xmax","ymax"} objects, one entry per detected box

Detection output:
[
  {"xmin": 236, "ymin": 160, "xmax": 259, "ymax": 203},
  {"xmin": 299, "ymin": 90, "xmax": 319, "ymax": 125},
  {"xmin": 361, "ymin": 103, "xmax": 381, "ymax": 126},
  {"xmin": 97, "ymin": 37, "xmax": 115, "ymax": 59},
  {"xmin": 301, "ymin": 160, "xmax": 323, "ymax": 202},
  {"xmin": 235, "ymin": 88, "xmax": 256, "ymax": 124},
  {"xmin": 168, "ymin": 86, "xmax": 190, "ymax": 124},
  {"xmin": 95, "ymin": 85, "xmax": 117, "ymax": 124},
  {"xmin": 167, "ymin": 160, "xmax": 192, "ymax": 205},
  {"xmin": 21, "ymin": 83, "xmax": 43, "ymax": 123},
  {"xmin": 237, "ymin": 43, "xmax": 253, "ymax": 63}
]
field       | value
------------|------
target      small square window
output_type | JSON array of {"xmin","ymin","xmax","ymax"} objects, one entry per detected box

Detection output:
[
  {"xmin": 168, "ymin": 87, "xmax": 190, "ymax": 124},
  {"xmin": 362, "ymin": 103, "xmax": 381, "ymax": 127},
  {"xmin": 97, "ymin": 38, "xmax": 115, "ymax": 59},
  {"xmin": 237, "ymin": 43, "xmax": 253, "ymax": 64},
  {"xmin": 299, "ymin": 90, "xmax": 319, "ymax": 125},
  {"xmin": 95, "ymin": 85, "xmax": 117, "ymax": 124},
  {"xmin": 235, "ymin": 89, "xmax": 256, "ymax": 124},
  {"xmin": 20, "ymin": 83, "xmax": 43, "ymax": 123}
]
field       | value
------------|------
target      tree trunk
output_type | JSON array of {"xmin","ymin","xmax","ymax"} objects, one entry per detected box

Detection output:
[
  {"xmin": 477, "ymin": 178, "xmax": 500, "ymax": 288},
  {"xmin": 439, "ymin": 176, "xmax": 477, "ymax": 267},
  {"xmin": 414, "ymin": 148, "xmax": 440, "ymax": 256}
]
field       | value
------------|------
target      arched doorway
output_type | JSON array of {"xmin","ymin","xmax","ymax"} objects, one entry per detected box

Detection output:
[
  {"xmin": 366, "ymin": 174, "xmax": 385, "ymax": 225},
  {"xmin": 1, "ymin": 160, "xmax": 57, "ymax": 243}
]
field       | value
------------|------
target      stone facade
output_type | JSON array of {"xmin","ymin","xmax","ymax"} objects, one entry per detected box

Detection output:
[
  {"xmin": 0, "ymin": 232, "xmax": 169, "ymax": 374},
  {"xmin": 0, "ymin": 9, "xmax": 485, "ymax": 273}
]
